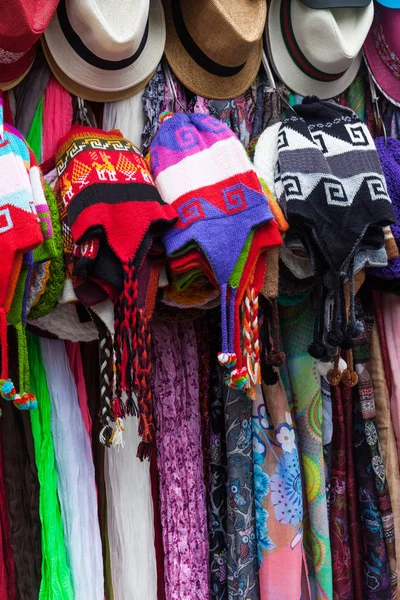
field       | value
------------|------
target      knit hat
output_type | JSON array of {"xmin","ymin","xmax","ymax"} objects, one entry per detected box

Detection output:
[
  {"xmin": 150, "ymin": 112, "xmax": 280, "ymax": 388},
  {"xmin": 277, "ymin": 98, "xmax": 395, "ymax": 381},
  {"xmin": 56, "ymin": 125, "xmax": 177, "ymax": 455},
  {"xmin": 0, "ymin": 95, "xmax": 43, "ymax": 407},
  {"xmin": 28, "ymin": 182, "xmax": 65, "ymax": 318}
]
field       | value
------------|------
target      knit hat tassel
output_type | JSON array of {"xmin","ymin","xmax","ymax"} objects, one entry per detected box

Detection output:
[
  {"xmin": 230, "ymin": 287, "xmax": 249, "ymax": 390},
  {"xmin": 0, "ymin": 309, "xmax": 18, "ymax": 411},
  {"xmin": 136, "ymin": 309, "xmax": 156, "ymax": 461},
  {"xmin": 113, "ymin": 261, "xmax": 138, "ymax": 418},
  {"xmin": 218, "ymin": 283, "xmax": 237, "ymax": 370}
]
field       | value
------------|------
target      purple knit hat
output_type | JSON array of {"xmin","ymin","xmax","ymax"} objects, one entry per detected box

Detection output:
[
  {"xmin": 369, "ymin": 137, "xmax": 400, "ymax": 280},
  {"xmin": 150, "ymin": 112, "xmax": 274, "ymax": 373}
]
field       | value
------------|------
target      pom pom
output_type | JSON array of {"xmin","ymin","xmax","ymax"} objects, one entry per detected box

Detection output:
[
  {"xmin": 326, "ymin": 329, "xmax": 343, "ymax": 348},
  {"xmin": 341, "ymin": 335, "xmax": 354, "ymax": 351},
  {"xmin": 308, "ymin": 342, "xmax": 327, "ymax": 359},
  {"xmin": 268, "ymin": 350, "xmax": 286, "ymax": 367},
  {"xmin": 13, "ymin": 393, "xmax": 31, "ymax": 411},
  {"xmin": 160, "ymin": 111, "xmax": 174, "ymax": 123},
  {"xmin": 327, "ymin": 369, "xmax": 341, "ymax": 386},
  {"xmin": 346, "ymin": 320, "xmax": 364, "ymax": 340},
  {"xmin": 0, "ymin": 379, "xmax": 16, "ymax": 400},
  {"xmin": 316, "ymin": 360, "xmax": 332, "ymax": 377},
  {"xmin": 218, "ymin": 352, "xmax": 237, "ymax": 369},
  {"xmin": 261, "ymin": 363, "xmax": 279, "ymax": 386},
  {"xmin": 229, "ymin": 367, "xmax": 249, "ymax": 390},
  {"xmin": 341, "ymin": 369, "xmax": 358, "ymax": 388}
]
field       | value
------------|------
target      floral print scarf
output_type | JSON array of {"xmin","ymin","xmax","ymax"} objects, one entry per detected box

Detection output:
[{"xmin": 252, "ymin": 381, "xmax": 303, "ymax": 600}]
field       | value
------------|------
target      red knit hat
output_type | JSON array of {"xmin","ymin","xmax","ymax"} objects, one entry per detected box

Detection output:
[
  {"xmin": 56, "ymin": 125, "xmax": 177, "ymax": 455},
  {"xmin": 0, "ymin": 0, "xmax": 59, "ymax": 90}
]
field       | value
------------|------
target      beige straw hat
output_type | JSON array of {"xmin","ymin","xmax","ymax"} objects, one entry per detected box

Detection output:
[
  {"xmin": 163, "ymin": 0, "xmax": 266, "ymax": 100},
  {"xmin": 43, "ymin": 0, "xmax": 165, "ymax": 102}
]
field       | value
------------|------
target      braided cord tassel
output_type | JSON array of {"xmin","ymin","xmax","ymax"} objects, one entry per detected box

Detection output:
[{"xmin": 136, "ymin": 309, "xmax": 156, "ymax": 460}]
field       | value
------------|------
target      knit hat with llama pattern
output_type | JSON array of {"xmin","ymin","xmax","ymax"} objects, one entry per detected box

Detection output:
[
  {"xmin": 56, "ymin": 125, "xmax": 177, "ymax": 456},
  {"xmin": 0, "ymin": 96, "xmax": 44, "ymax": 413},
  {"xmin": 277, "ymin": 98, "xmax": 395, "ymax": 383},
  {"xmin": 150, "ymin": 112, "xmax": 279, "ymax": 388}
]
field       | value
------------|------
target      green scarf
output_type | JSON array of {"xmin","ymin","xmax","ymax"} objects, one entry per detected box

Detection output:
[{"xmin": 27, "ymin": 332, "xmax": 74, "ymax": 600}]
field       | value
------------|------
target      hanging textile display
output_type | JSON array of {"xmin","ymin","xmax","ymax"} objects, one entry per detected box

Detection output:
[
  {"xmin": 252, "ymin": 381, "xmax": 303, "ymax": 599},
  {"xmin": 40, "ymin": 338, "xmax": 104, "ymax": 600},
  {"xmin": 4, "ymin": 0, "xmax": 400, "ymax": 598},
  {"xmin": 27, "ymin": 332, "xmax": 74, "ymax": 600},
  {"xmin": 151, "ymin": 319, "xmax": 209, "ymax": 600},
  {"xmin": 105, "ymin": 414, "xmax": 157, "ymax": 600},
  {"xmin": 280, "ymin": 300, "xmax": 332, "ymax": 600}
]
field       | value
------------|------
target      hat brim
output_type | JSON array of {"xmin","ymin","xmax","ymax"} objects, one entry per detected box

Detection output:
[
  {"xmin": 0, "ymin": 47, "xmax": 35, "ymax": 91},
  {"xmin": 301, "ymin": 0, "xmax": 370, "ymax": 6},
  {"xmin": 375, "ymin": 0, "xmax": 400, "ymax": 7},
  {"xmin": 364, "ymin": 29, "xmax": 400, "ymax": 107},
  {"xmin": 42, "ymin": 37, "xmax": 156, "ymax": 102},
  {"xmin": 43, "ymin": 0, "xmax": 165, "ymax": 101},
  {"xmin": 267, "ymin": 0, "xmax": 363, "ymax": 99},
  {"xmin": 163, "ymin": 0, "xmax": 262, "ymax": 100}
]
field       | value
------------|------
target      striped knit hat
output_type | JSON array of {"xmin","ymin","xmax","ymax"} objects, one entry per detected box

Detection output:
[
  {"xmin": 150, "ymin": 112, "xmax": 279, "ymax": 388},
  {"xmin": 0, "ymin": 96, "xmax": 44, "ymax": 411},
  {"xmin": 56, "ymin": 125, "xmax": 177, "ymax": 455},
  {"xmin": 277, "ymin": 98, "xmax": 395, "ymax": 383}
]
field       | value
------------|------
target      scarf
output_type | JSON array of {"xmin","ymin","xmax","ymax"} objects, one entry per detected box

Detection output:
[
  {"xmin": 41, "ymin": 338, "xmax": 104, "ymax": 599},
  {"xmin": 253, "ymin": 382, "xmax": 303, "ymax": 600},
  {"xmin": 27, "ymin": 331, "xmax": 74, "ymax": 600},
  {"xmin": 151, "ymin": 319, "xmax": 209, "ymax": 600},
  {"xmin": 105, "ymin": 414, "xmax": 157, "ymax": 600},
  {"xmin": 280, "ymin": 299, "xmax": 333, "ymax": 599}
]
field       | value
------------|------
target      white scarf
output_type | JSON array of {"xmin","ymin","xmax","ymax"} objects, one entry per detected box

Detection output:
[
  {"xmin": 105, "ymin": 413, "xmax": 157, "ymax": 600},
  {"xmin": 41, "ymin": 338, "xmax": 104, "ymax": 599}
]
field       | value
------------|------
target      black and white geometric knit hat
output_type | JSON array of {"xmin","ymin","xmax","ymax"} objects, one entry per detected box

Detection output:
[{"xmin": 277, "ymin": 97, "xmax": 395, "ymax": 366}]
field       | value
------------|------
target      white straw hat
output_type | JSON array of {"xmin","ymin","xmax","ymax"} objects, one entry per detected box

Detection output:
[
  {"xmin": 266, "ymin": 0, "xmax": 373, "ymax": 99},
  {"xmin": 43, "ymin": 0, "xmax": 165, "ymax": 101}
]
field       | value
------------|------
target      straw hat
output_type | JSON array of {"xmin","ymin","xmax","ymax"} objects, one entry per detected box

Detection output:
[
  {"xmin": 364, "ymin": 5, "xmax": 400, "ymax": 106},
  {"xmin": 266, "ymin": 0, "xmax": 374, "ymax": 99},
  {"xmin": 0, "ymin": 0, "xmax": 58, "ymax": 91},
  {"xmin": 163, "ymin": 0, "xmax": 266, "ymax": 100},
  {"xmin": 43, "ymin": 0, "xmax": 165, "ymax": 102}
]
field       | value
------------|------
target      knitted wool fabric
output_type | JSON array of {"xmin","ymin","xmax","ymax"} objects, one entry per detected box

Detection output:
[
  {"xmin": 277, "ymin": 99, "xmax": 395, "ymax": 359},
  {"xmin": 0, "ymin": 99, "xmax": 43, "ymax": 394},
  {"xmin": 369, "ymin": 137, "xmax": 400, "ymax": 280},
  {"xmin": 150, "ymin": 112, "xmax": 275, "ymax": 379},
  {"xmin": 56, "ymin": 125, "xmax": 177, "ymax": 455},
  {"xmin": 28, "ymin": 182, "xmax": 65, "ymax": 319}
]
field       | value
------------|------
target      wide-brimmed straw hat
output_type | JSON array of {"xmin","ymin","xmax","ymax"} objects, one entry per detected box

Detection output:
[
  {"xmin": 364, "ymin": 5, "xmax": 400, "ymax": 106},
  {"xmin": 163, "ymin": 0, "xmax": 266, "ymax": 100},
  {"xmin": 0, "ymin": 0, "xmax": 59, "ymax": 90},
  {"xmin": 43, "ymin": 0, "xmax": 165, "ymax": 102},
  {"xmin": 266, "ymin": 0, "xmax": 374, "ymax": 99}
]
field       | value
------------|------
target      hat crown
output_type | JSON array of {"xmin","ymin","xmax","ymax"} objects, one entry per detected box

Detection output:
[
  {"xmin": 178, "ymin": 0, "xmax": 266, "ymax": 68},
  {"xmin": 0, "ymin": 0, "xmax": 58, "ymax": 51},
  {"xmin": 291, "ymin": 1, "xmax": 374, "ymax": 74},
  {"xmin": 66, "ymin": 0, "xmax": 150, "ymax": 61}
]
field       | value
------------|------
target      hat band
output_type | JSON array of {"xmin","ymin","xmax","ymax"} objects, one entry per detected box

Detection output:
[
  {"xmin": 0, "ymin": 48, "xmax": 26, "ymax": 65},
  {"xmin": 280, "ymin": 0, "xmax": 345, "ymax": 83},
  {"xmin": 171, "ymin": 0, "xmax": 246, "ymax": 78},
  {"xmin": 374, "ymin": 24, "xmax": 400, "ymax": 80},
  {"xmin": 57, "ymin": 0, "xmax": 149, "ymax": 71}
]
